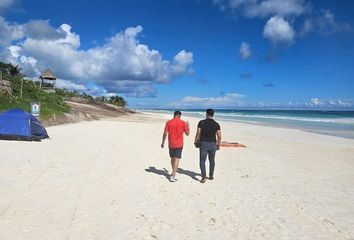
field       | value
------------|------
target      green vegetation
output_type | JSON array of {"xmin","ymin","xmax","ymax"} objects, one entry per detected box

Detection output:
[
  {"xmin": 96, "ymin": 95, "xmax": 128, "ymax": 107},
  {"xmin": 1, "ymin": 62, "xmax": 128, "ymax": 119},
  {"xmin": 0, "ymin": 74, "xmax": 70, "ymax": 119},
  {"xmin": 56, "ymin": 89, "xmax": 127, "ymax": 107}
]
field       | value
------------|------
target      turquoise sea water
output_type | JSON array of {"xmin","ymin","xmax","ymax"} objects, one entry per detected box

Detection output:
[{"xmin": 140, "ymin": 109, "xmax": 354, "ymax": 139}]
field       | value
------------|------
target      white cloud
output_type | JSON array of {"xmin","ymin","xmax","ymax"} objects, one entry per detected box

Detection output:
[
  {"xmin": 263, "ymin": 16, "xmax": 295, "ymax": 44},
  {"xmin": 0, "ymin": 19, "xmax": 193, "ymax": 97},
  {"xmin": 299, "ymin": 10, "xmax": 352, "ymax": 36},
  {"xmin": 0, "ymin": 16, "xmax": 24, "ymax": 46},
  {"xmin": 213, "ymin": 0, "xmax": 309, "ymax": 18},
  {"xmin": 3, "ymin": 45, "xmax": 39, "ymax": 77},
  {"xmin": 56, "ymin": 79, "xmax": 87, "ymax": 91},
  {"xmin": 211, "ymin": 0, "xmax": 352, "ymax": 49},
  {"xmin": 170, "ymin": 93, "xmax": 245, "ymax": 108},
  {"xmin": 310, "ymin": 98, "xmax": 352, "ymax": 108},
  {"xmin": 239, "ymin": 41, "xmax": 252, "ymax": 59},
  {"xmin": 211, "ymin": 1, "xmax": 352, "ymax": 51},
  {"xmin": 126, "ymin": 84, "xmax": 157, "ymax": 98},
  {"xmin": 299, "ymin": 19, "xmax": 313, "ymax": 36},
  {"xmin": 171, "ymin": 50, "xmax": 194, "ymax": 75},
  {"xmin": 174, "ymin": 50, "xmax": 193, "ymax": 66},
  {"xmin": 24, "ymin": 20, "xmax": 67, "ymax": 40},
  {"xmin": 335, "ymin": 100, "xmax": 351, "ymax": 107},
  {"xmin": 310, "ymin": 97, "xmax": 322, "ymax": 106},
  {"xmin": 56, "ymin": 79, "xmax": 158, "ymax": 98},
  {"xmin": 169, "ymin": 94, "xmax": 353, "ymax": 109},
  {"xmin": 256, "ymin": 99, "xmax": 353, "ymax": 109},
  {"xmin": 250, "ymin": 99, "xmax": 353, "ymax": 109},
  {"xmin": 244, "ymin": 0, "xmax": 308, "ymax": 18},
  {"xmin": 0, "ymin": 0, "xmax": 15, "ymax": 12}
]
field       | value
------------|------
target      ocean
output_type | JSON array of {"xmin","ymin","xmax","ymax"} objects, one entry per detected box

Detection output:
[{"xmin": 140, "ymin": 109, "xmax": 354, "ymax": 139}]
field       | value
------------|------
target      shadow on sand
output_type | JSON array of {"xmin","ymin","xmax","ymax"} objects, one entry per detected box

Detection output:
[
  {"xmin": 177, "ymin": 168, "xmax": 201, "ymax": 181},
  {"xmin": 145, "ymin": 166, "xmax": 170, "ymax": 180},
  {"xmin": 145, "ymin": 166, "xmax": 201, "ymax": 182}
]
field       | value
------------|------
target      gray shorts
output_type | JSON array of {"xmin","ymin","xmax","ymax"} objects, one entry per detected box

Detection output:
[{"xmin": 169, "ymin": 147, "xmax": 183, "ymax": 158}]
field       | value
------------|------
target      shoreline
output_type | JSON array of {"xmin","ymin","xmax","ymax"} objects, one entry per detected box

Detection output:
[
  {"xmin": 139, "ymin": 110, "xmax": 354, "ymax": 140},
  {"xmin": 215, "ymin": 117, "xmax": 354, "ymax": 140},
  {"xmin": 138, "ymin": 111, "xmax": 354, "ymax": 148}
]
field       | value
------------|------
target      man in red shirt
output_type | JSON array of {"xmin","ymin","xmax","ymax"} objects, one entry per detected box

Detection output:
[{"xmin": 161, "ymin": 111, "xmax": 190, "ymax": 182}]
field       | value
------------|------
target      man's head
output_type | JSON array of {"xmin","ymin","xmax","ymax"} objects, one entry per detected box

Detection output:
[
  {"xmin": 174, "ymin": 110, "xmax": 182, "ymax": 118},
  {"xmin": 206, "ymin": 108, "xmax": 214, "ymax": 118}
]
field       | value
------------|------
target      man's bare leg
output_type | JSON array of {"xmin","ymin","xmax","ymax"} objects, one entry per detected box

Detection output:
[
  {"xmin": 170, "ymin": 158, "xmax": 175, "ymax": 176},
  {"xmin": 170, "ymin": 158, "xmax": 179, "ymax": 177},
  {"xmin": 172, "ymin": 158, "xmax": 179, "ymax": 177}
]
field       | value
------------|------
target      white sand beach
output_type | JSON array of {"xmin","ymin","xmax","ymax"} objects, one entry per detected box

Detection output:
[{"xmin": 1, "ymin": 112, "xmax": 354, "ymax": 240}]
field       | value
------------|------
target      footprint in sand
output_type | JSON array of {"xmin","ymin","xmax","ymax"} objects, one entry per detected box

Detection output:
[
  {"xmin": 208, "ymin": 217, "xmax": 216, "ymax": 226},
  {"xmin": 209, "ymin": 202, "xmax": 216, "ymax": 207},
  {"xmin": 110, "ymin": 200, "xmax": 119, "ymax": 205},
  {"xmin": 148, "ymin": 234, "xmax": 158, "ymax": 239}
]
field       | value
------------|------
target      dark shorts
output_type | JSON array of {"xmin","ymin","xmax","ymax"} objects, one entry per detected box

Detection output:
[{"xmin": 169, "ymin": 147, "xmax": 183, "ymax": 158}]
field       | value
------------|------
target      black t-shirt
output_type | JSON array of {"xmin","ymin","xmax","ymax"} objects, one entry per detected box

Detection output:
[{"xmin": 198, "ymin": 118, "xmax": 220, "ymax": 142}]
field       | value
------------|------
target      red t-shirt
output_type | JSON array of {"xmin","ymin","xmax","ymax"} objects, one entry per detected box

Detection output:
[{"xmin": 164, "ymin": 117, "xmax": 189, "ymax": 148}]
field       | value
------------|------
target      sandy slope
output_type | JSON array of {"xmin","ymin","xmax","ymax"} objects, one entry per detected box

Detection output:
[
  {"xmin": 43, "ymin": 101, "xmax": 134, "ymax": 126},
  {"xmin": 1, "ymin": 112, "xmax": 354, "ymax": 240}
]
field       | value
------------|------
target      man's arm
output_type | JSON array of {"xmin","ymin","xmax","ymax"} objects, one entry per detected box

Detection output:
[
  {"xmin": 161, "ymin": 123, "xmax": 168, "ymax": 148},
  {"xmin": 185, "ymin": 121, "xmax": 190, "ymax": 136},
  {"xmin": 194, "ymin": 127, "xmax": 201, "ymax": 145},
  {"xmin": 216, "ymin": 130, "xmax": 221, "ymax": 150},
  {"xmin": 161, "ymin": 131, "xmax": 167, "ymax": 148}
]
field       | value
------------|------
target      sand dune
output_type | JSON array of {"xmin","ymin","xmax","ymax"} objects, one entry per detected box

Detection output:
[{"xmin": 1, "ymin": 112, "xmax": 354, "ymax": 239}]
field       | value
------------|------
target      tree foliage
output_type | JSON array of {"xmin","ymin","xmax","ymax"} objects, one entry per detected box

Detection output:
[
  {"xmin": 56, "ymin": 89, "xmax": 128, "ymax": 107},
  {"xmin": 0, "ymin": 62, "xmax": 23, "ymax": 78}
]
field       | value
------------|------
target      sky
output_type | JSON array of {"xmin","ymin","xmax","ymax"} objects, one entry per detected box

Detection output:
[{"xmin": 0, "ymin": 0, "xmax": 354, "ymax": 109}]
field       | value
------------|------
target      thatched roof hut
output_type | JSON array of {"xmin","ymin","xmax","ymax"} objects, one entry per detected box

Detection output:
[
  {"xmin": 39, "ymin": 69, "xmax": 56, "ymax": 92},
  {"xmin": 40, "ymin": 69, "xmax": 56, "ymax": 80}
]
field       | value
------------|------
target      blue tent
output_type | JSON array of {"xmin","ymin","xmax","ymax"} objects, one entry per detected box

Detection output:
[{"xmin": 0, "ymin": 109, "xmax": 49, "ymax": 141}]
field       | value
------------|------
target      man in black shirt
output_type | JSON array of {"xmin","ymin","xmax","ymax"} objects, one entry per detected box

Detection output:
[{"xmin": 194, "ymin": 109, "xmax": 221, "ymax": 183}]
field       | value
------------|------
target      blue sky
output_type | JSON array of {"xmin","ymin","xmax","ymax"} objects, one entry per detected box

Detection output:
[{"xmin": 1, "ymin": 0, "xmax": 354, "ymax": 109}]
